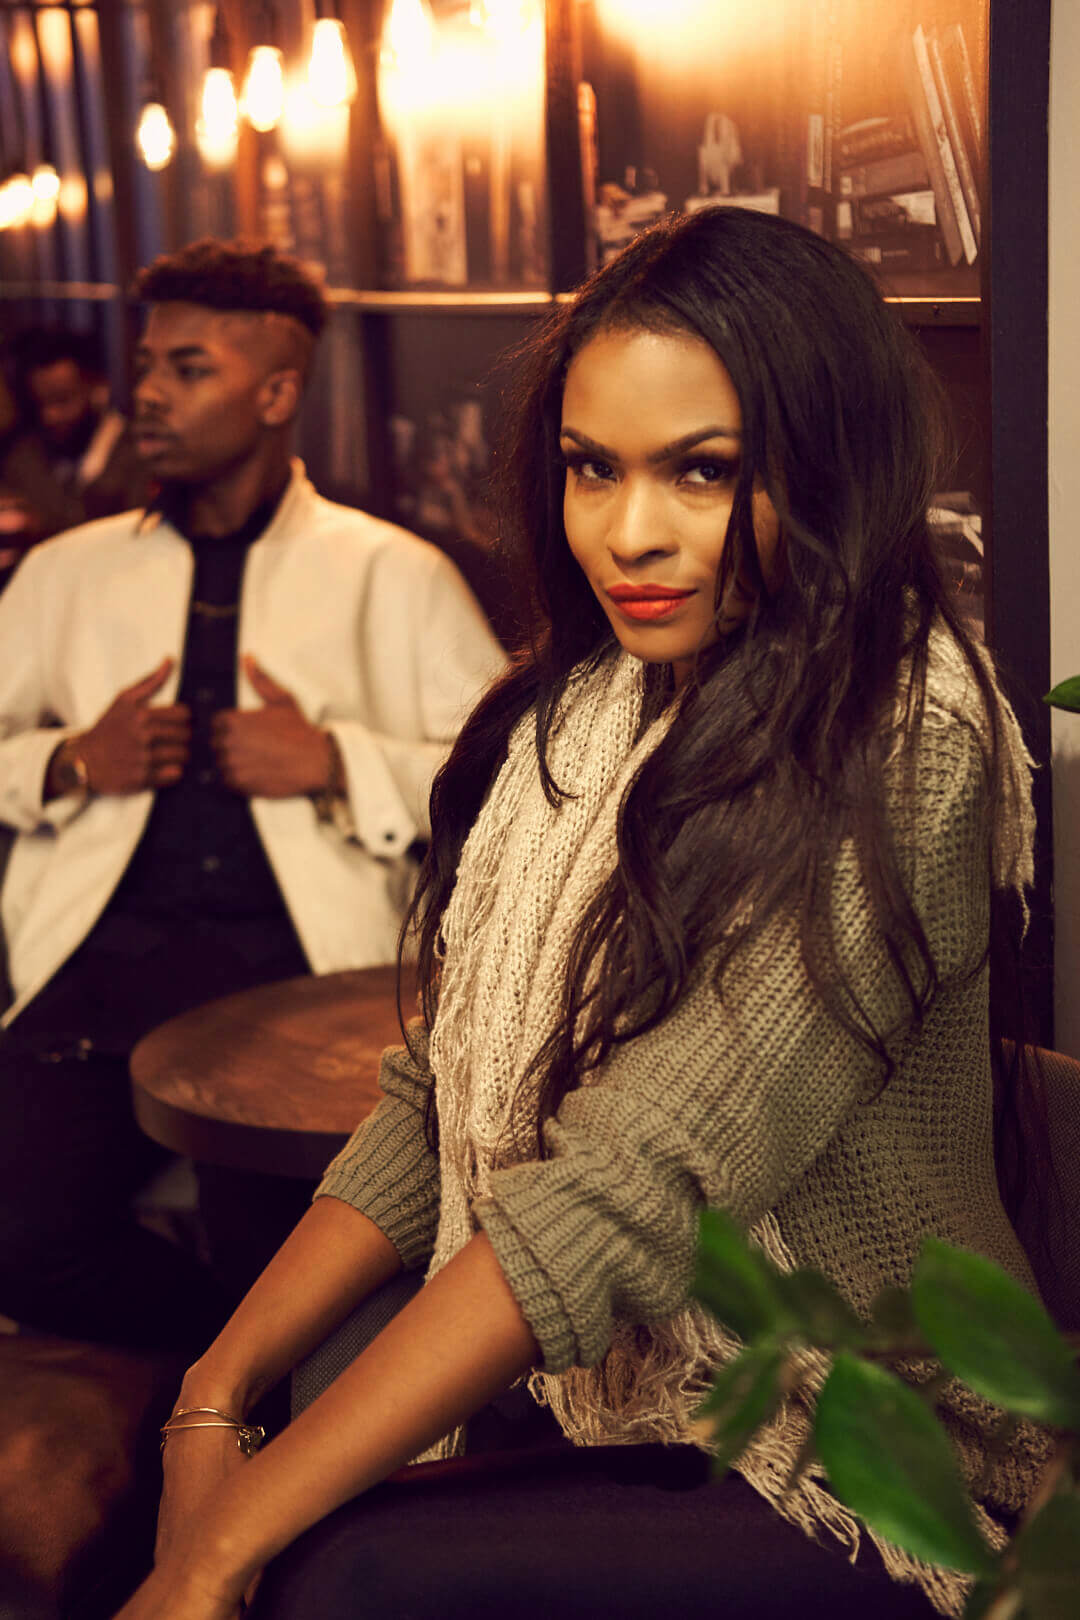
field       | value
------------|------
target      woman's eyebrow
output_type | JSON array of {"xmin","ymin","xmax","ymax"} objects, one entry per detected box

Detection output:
[{"xmin": 559, "ymin": 425, "xmax": 742, "ymax": 463}]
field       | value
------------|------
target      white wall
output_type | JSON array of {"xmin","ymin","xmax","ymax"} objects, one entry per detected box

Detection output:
[{"xmin": 1049, "ymin": 0, "xmax": 1080, "ymax": 1056}]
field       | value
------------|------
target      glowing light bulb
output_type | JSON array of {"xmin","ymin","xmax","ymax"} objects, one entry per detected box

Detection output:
[
  {"xmin": 197, "ymin": 66, "xmax": 239, "ymax": 167},
  {"xmin": 31, "ymin": 164, "xmax": 60, "ymax": 202},
  {"xmin": 476, "ymin": 0, "xmax": 533, "ymax": 37},
  {"xmin": 0, "ymin": 174, "xmax": 34, "ymax": 230},
  {"xmin": 307, "ymin": 17, "xmax": 358, "ymax": 107},
  {"xmin": 241, "ymin": 44, "xmax": 285, "ymax": 132},
  {"xmin": 383, "ymin": 0, "xmax": 435, "ymax": 63},
  {"xmin": 136, "ymin": 102, "xmax": 177, "ymax": 171},
  {"xmin": 29, "ymin": 163, "xmax": 60, "ymax": 227},
  {"xmin": 281, "ymin": 76, "xmax": 349, "ymax": 164}
]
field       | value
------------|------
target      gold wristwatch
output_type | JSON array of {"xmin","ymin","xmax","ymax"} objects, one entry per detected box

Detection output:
[
  {"xmin": 311, "ymin": 728, "xmax": 346, "ymax": 824},
  {"xmin": 53, "ymin": 738, "xmax": 92, "ymax": 799}
]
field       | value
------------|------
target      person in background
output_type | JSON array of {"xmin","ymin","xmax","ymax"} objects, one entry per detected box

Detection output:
[
  {"xmin": 0, "ymin": 239, "xmax": 505, "ymax": 1354},
  {"xmin": 0, "ymin": 325, "xmax": 149, "ymax": 549}
]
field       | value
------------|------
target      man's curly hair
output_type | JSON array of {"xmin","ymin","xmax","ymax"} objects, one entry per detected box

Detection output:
[{"xmin": 133, "ymin": 240, "xmax": 327, "ymax": 338}]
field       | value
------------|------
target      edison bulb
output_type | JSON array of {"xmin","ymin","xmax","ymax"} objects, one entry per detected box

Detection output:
[
  {"xmin": 197, "ymin": 66, "xmax": 239, "ymax": 167},
  {"xmin": 384, "ymin": 0, "xmax": 435, "ymax": 62},
  {"xmin": 136, "ymin": 103, "xmax": 176, "ymax": 171},
  {"xmin": 0, "ymin": 174, "xmax": 34, "ymax": 230},
  {"xmin": 241, "ymin": 45, "xmax": 285, "ymax": 132},
  {"xmin": 308, "ymin": 18, "xmax": 358, "ymax": 108}
]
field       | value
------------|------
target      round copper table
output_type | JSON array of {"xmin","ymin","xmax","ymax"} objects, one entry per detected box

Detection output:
[{"xmin": 130, "ymin": 965, "xmax": 419, "ymax": 1180}]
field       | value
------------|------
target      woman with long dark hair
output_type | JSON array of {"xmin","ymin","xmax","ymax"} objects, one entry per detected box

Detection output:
[{"xmin": 116, "ymin": 208, "xmax": 1046, "ymax": 1620}]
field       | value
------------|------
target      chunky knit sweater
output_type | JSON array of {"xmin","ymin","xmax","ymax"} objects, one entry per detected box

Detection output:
[{"xmin": 318, "ymin": 639, "xmax": 1046, "ymax": 1616}]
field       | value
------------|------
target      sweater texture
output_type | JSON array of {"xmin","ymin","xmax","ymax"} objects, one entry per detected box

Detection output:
[{"xmin": 318, "ymin": 631, "xmax": 1045, "ymax": 1616}]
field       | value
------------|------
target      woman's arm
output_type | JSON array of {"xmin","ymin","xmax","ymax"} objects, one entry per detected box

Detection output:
[
  {"xmin": 151, "ymin": 1197, "xmax": 403, "ymax": 1576},
  {"xmin": 177, "ymin": 1197, "xmax": 404, "ymax": 1417},
  {"xmin": 116, "ymin": 1231, "xmax": 537, "ymax": 1619}
]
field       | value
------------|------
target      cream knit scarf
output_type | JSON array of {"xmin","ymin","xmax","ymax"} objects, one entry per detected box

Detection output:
[{"xmin": 422, "ymin": 635, "xmax": 1032, "ymax": 1619}]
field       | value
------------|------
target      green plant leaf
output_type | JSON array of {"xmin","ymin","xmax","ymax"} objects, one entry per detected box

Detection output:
[
  {"xmin": 866, "ymin": 1284, "xmax": 926, "ymax": 1351},
  {"xmin": 1044, "ymin": 677, "xmax": 1080, "ymax": 714},
  {"xmin": 815, "ymin": 1353, "xmax": 997, "ymax": 1577},
  {"xmin": 1015, "ymin": 1492, "xmax": 1080, "ymax": 1619},
  {"xmin": 697, "ymin": 1342, "xmax": 786, "ymax": 1473},
  {"xmin": 911, "ymin": 1240, "xmax": 1080, "ymax": 1428},
  {"xmin": 776, "ymin": 1269, "xmax": 869, "ymax": 1349},
  {"xmin": 693, "ymin": 1208, "xmax": 794, "ymax": 1341}
]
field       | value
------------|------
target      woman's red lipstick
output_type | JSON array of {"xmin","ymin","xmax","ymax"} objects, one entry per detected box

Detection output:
[{"xmin": 606, "ymin": 584, "xmax": 694, "ymax": 622}]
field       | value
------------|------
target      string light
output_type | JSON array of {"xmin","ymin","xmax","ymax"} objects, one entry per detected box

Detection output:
[
  {"xmin": 308, "ymin": 14, "xmax": 358, "ymax": 108},
  {"xmin": 196, "ymin": 7, "xmax": 239, "ymax": 168},
  {"xmin": 471, "ymin": 0, "xmax": 535, "ymax": 37},
  {"xmin": 30, "ymin": 163, "xmax": 60, "ymax": 227},
  {"xmin": 383, "ymin": 0, "xmax": 435, "ymax": 65},
  {"xmin": 241, "ymin": 44, "xmax": 285, "ymax": 132},
  {"xmin": 0, "ymin": 173, "xmax": 34, "ymax": 230},
  {"xmin": 241, "ymin": 3, "xmax": 284, "ymax": 133},
  {"xmin": 136, "ymin": 101, "xmax": 176, "ymax": 171}
]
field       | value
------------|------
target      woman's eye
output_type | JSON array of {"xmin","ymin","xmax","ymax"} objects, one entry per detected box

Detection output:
[
  {"xmin": 564, "ymin": 455, "xmax": 615, "ymax": 485},
  {"xmin": 680, "ymin": 458, "xmax": 738, "ymax": 487}
]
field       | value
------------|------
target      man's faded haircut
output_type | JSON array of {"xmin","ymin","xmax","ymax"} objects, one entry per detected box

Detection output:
[{"xmin": 133, "ymin": 239, "xmax": 327, "ymax": 339}]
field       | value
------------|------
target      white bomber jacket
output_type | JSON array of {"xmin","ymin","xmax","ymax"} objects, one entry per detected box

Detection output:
[{"xmin": 0, "ymin": 461, "xmax": 506, "ymax": 1025}]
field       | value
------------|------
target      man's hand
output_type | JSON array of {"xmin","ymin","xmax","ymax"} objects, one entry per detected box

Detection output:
[
  {"xmin": 211, "ymin": 655, "xmax": 332, "ymax": 800},
  {"xmin": 50, "ymin": 657, "xmax": 191, "ymax": 798}
]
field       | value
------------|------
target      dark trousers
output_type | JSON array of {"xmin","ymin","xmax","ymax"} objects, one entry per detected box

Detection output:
[
  {"xmin": 259, "ymin": 1278, "xmax": 938, "ymax": 1620},
  {"xmin": 0, "ymin": 912, "xmax": 308, "ymax": 1353},
  {"xmin": 254, "ymin": 1457, "xmax": 938, "ymax": 1620}
]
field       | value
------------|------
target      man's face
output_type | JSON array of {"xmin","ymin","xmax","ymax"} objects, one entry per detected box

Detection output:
[
  {"xmin": 132, "ymin": 303, "xmax": 272, "ymax": 485},
  {"xmin": 28, "ymin": 359, "xmax": 96, "ymax": 450}
]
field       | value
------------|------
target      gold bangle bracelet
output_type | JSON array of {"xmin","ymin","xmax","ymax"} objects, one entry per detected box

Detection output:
[{"xmin": 160, "ymin": 1405, "xmax": 266, "ymax": 1457}]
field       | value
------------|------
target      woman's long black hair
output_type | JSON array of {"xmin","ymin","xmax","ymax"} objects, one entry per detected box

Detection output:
[{"xmin": 403, "ymin": 206, "xmax": 1034, "ymax": 1216}]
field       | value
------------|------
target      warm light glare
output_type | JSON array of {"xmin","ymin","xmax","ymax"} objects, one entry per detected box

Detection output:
[
  {"xmin": 59, "ymin": 173, "xmax": 88, "ymax": 220},
  {"xmin": 380, "ymin": 0, "xmax": 542, "ymax": 127},
  {"xmin": 136, "ymin": 102, "xmax": 176, "ymax": 171},
  {"xmin": 37, "ymin": 8, "xmax": 74, "ymax": 75},
  {"xmin": 307, "ymin": 18, "xmax": 357, "ymax": 108},
  {"xmin": 29, "ymin": 164, "xmax": 60, "ymax": 227},
  {"xmin": 474, "ymin": 0, "xmax": 535, "ymax": 38},
  {"xmin": 241, "ymin": 44, "xmax": 285, "ymax": 132},
  {"xmin": 383, "ymin": 0, "xmax": 435, "ymax": 63},
  {"xmin": 31, "ymin": 164, "xmax": 61, "ymax": 202},
  {"xmin": 280, "ymin": 76, "xmax": 350, "ymax": 164},
  {"xmin": 0, "ymin": 174, "xmax": 34, "ymax": 230},
  {"xmin": 197, "ymin": 66, "xmax": 239, "ymax": 167}
]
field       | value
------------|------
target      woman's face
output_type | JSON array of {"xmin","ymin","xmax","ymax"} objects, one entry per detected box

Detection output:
[{"xmin": 560, "ymin": 325, "xmax": 780, "ymax": 685}]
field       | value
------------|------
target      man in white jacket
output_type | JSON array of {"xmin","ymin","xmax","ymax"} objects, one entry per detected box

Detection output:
[{"xmin": 0, "ymin": 240, "xmax": 505, "ymax": 1349}]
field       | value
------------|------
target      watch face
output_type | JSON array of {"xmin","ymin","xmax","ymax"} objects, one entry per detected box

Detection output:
[{"xmin": 59, "ymin": 747, "xmax": 88, "ymax": 795}]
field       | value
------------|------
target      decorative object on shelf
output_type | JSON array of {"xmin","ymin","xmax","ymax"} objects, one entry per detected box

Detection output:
[
  {"xmin": 196, "ymin": 5, "xmax": 239, "ymax": 170},
  {"xmin": 308, "ymin": 0, "xmax": 358, "ymax": 109},
  {"xmin": 241, "ymin": 1, "xmax": 286, "ymax": 134}
]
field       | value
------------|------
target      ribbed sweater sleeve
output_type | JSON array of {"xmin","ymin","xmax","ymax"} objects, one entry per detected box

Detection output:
[
  {"xmin": 315, "ymin": 1020, "xmax": 440, "ymax": 1270},
  {"xmin": 475, "ymin": 716, "xmax": 993, "ymax": 1372}
]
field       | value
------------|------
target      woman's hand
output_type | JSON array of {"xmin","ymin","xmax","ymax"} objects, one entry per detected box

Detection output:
[{"xmin": 111, "ymin": 1555, "xmax": 244, "ymax": 1620}]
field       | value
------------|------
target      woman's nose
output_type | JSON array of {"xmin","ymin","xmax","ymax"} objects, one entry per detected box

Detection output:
[{"xmin": 606, "ymin": 480, "xmax": 674, "ymax": 564}]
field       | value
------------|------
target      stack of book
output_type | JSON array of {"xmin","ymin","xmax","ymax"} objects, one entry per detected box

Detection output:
[{"xmin": 803, "ymin": 15, "xmax": 982, "ymax": 276}]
